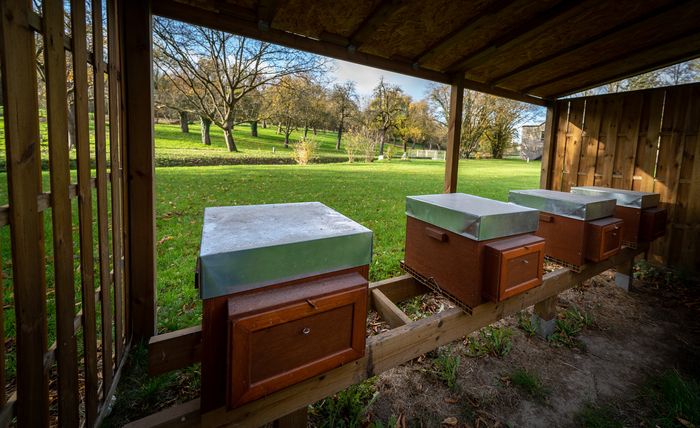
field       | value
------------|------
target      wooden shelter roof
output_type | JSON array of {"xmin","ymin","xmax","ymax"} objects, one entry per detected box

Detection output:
[{"xmin": 152, "ymin": 0, "xmax": 700, "ymax": 105}]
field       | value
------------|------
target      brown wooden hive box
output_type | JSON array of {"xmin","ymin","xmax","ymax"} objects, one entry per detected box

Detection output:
[
  {"xmin": 197, "ymin": 203, "xmax": 373, "ymax": 411},
  {"xmin": 571, "ymin": 186, "xmax": 667, "ymax": 247},
  {"xmin": 403, "ymin": 194, "xmax": 544, "ymax": 310},
  {"xmin": 509, "ymin": 190, "xmax": 622, "ymax": 267}
]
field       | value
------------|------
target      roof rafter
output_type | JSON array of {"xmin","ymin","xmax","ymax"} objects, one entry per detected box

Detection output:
[
  {"xmin": 487, "ymin": 0, "xmax": 691, "ymax": 86},
  {"xmin": 413, "ymin": 0, "xmax": 515, "ymax": 66},
  {"xmin": 347, "ymin": 0, "xmax": 404, "ymax": 51},
  {"xmin": 527, "ymin": 31, "xmax": 700, "ymax": 97},
  {"xmin": 446, "ymin": 0, "xmax": 581, "ymax": 73}
]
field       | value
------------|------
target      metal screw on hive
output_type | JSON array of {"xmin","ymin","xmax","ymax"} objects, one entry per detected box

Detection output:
[{"xmin": 400, "ymin": 261, "xmax": 473, "ymax": 315}]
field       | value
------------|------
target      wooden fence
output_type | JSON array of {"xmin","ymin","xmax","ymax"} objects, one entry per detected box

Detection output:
[
  {"xmin": 542, "ymin": 83, "xmax": 700, "ymax": 270},
  {"xmin": 0, "ymin": 0, "xmax": 129, "ymax": 426}
]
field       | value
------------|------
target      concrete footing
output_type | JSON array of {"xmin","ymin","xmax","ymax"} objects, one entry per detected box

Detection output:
[
  {"xmin": 615, "ymin": 272, "xmax": 632, "ymax": 291},
  {"xmin": 531, "ymin": 313, "xmax": 557, "ymax": 338}
]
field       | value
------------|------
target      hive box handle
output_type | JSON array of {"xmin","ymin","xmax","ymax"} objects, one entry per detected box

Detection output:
[
  {"xmin": 539, "ymin": 214, "xmax": 554, "ymax": 223},
  {"xmin": 425, "ymin": 226, "xmax": 448, "ymax": 242}
]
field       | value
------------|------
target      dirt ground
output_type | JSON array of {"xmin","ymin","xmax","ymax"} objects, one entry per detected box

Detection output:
[{"xmin": 365, "ymin": 268, "xmax": 700, "ymax": 427}]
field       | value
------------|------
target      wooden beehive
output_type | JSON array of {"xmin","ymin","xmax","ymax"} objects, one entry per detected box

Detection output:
[
  {"xmin": 403, "ymin": 194, "xmax": 544, "ymax": 310},
  {"xmin": 570, "ymin": 186, "xmax": 666, "ymax": 247},
  {"xmin": 197, "ymin": 203, "xmax": 373, "ymax": 411},
  {"xmin": 509, "ymin": 189, "xmax": 622, "ymax": 267}
]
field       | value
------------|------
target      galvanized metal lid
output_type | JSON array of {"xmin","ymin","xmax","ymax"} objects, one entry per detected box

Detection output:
[
  {"xmin": 570, "ymin": 186, "xmax": 660, "ymax": 209},
  {"xmin": 508, "ymin": 189, "xmax": 616, "ymax": 221},
  {"xmin": 406, "ymin": 193, "xmax": 539, "ymax": 241},
  {"xmin": 198, "ymin": 202, "xmax": 373, "ymax": 300}
]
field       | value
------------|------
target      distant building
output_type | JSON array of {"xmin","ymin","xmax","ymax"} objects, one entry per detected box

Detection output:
[{"xmin": 520, "ymin": 122, "xmax": 545, "ymax": 160}]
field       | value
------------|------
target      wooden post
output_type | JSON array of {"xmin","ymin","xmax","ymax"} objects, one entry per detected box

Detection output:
[
  {"xmin": 532, "ymin": 296, "xmax": 557, "ymax": 338},
  {"xmin": 444, "ymin": 78, "xmax": 464, "ymax": 193},
  {"xmin": 614, "ymin": 260, "xmax": 634, "ymax": 291},
  {"xmin": 122, "ymin": 0, "xmax": 157, "ymax": 340},
  {"xmin": 539, "ymin": 102, "xmax": 558, "ymax": 190}
]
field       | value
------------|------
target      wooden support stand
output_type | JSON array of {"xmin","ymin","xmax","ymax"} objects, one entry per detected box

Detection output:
[
  {"xmin": 128, "ymin": 246, "xmax": 646, "ymax": 428},
  {"xmin": 532, "ymin": 296, "xmax": 558, "ymax": 338}
]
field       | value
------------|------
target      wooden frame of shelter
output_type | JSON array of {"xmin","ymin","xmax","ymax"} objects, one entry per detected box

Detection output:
[{"xmin": 0, "ymin": 0, "xmax": 698, "ymax": 426}]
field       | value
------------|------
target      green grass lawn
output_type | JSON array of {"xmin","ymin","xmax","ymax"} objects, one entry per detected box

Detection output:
[{"xmin": 154, "ymin": 159, "xmax": 540, "ymax": 332}]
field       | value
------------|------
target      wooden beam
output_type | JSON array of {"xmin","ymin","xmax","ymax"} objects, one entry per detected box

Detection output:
[
  {"xmin": 148, "ymin": 326, "xmax": 202, "ymax": 376},
  {"xmin": 369, "ymin": 274, "xmax": 426, "ymax": 303},
  {"xmin": 446, "ymin": 0, "xmax": 580, "ymax": 73},
  {"xmin": 348, "ymin": 0, "xmax": 403, "ymax": 50},
  {"xmin": 151, "ymin": 0, "xmax": 548, "ymax": 106},
  {"xmin": 539, "ymin": 102, "xmax": 559, "ymax": 189},
  {"xmin": 0, "ymin": 1, "xmax": 49, "ymax": 425},
  {"xmin": 371, "ymin": 289, "xmax": 411, "ymax": 328},
  {"xmin": 122, "ymin": 0, "xmax": 157, "ymax": 340},
  {"xmin": 129, "ymin": 246, "xmax": 647, "ymax": 428},
  {"xmin": 273, "ymin": 408, "xmax": 308, "ymax": 428},
  {"xmin": 523, "ymin": 28, "xmax": 700, "ymax": 96},
  {"xmin": 414, "ymin": 0, "xmax": 514, "ymax": 66},
  {"xmin": 487, "ymin": 0, "xmax": 690, "ymax": 86},
  {"xmin": 444, "ymin": 79, "xmax": 464, "ymax": 193},
  {"xmin": 257, "ymin": 0, "xmax": 282, "ymax": 29}
]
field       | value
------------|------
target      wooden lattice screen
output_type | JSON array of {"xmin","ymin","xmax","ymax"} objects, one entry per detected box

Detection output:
[
  {"xmin": 0, "ymin": 0, "xmax": 129, "ymax": 426},
  {"xmin": 544, "ymin": 83, "xmax": 700, "ymax": 270}
]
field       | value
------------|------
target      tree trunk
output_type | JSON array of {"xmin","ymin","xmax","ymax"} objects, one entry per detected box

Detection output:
[
  {"xmin": 313, "ymin": 127, "xmax": 317, "ymax": 135},
  {"xmin": 262, "ymin": 119, "xmax": 267, "ymax": 128},
  {"xmin": 250, "ymin": 120, "xmax": 258, "ymax": 137},
  {"xmin": 200, "ymin": 116, "xmax": 211, "ymax": 145},
  {"xmin": 379, "ymin": 129, "xmax": 386, "ymax": 155},
  {"xmin": 303, "ymin": 124, "xmax": 308, "ymax": 139},
  {"xmin": 179, "ymin": 110, "xmax": 189, "ymax": 133},
  {"xmin": 284, "ymin": 121, "xmax": 291, "ymax": 148},
  {"xmin": 277, "ymin": 122, "xmax": 282, "ymax": 135},
  {"xmin": 68, "ymin": 101, "xmax": 76, "ymax": 150},
  {"xmin": 403, "ymin": 139, "xmax": 407, "ymax": 153},
  {"xmin": 336, "ymin": 124, "xmax": 343, "ymax": 150},
  {"xmin": 223, "ymin": 126, "xmax": 238, "ymax": 152}
]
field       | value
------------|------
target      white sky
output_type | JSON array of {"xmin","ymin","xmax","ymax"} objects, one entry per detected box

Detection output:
[{"xmin": 329, "ymin": 59, "xmax": 435, "ymax": 100}]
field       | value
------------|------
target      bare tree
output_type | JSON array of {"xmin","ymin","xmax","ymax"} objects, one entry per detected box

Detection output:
[
  {"xmin": 153, "ymin": 18, "xmax": 325, "ymax": 152},
  {"xmin": 369, "ymin": 77, "xmax": 409, "ymax": 155},
  {"xmin": 329, "ymin": 81, "xmax": 358, "ymax": 150}
]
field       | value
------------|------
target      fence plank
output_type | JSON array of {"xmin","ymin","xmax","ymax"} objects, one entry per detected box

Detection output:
[
  {"xmin": 0, "ymin": 1, "xmax": 50, "ymax": 425},
  {"xmin": 561, "ymin": 99, "xmax": 584, "ymax": 191},
  {"xmin": 70, "ymin": 0, "xmax": 100, "ymax": 423},
  {"xmin": 107, "ymin": 0, "xmax": 126, "ymax": 363},
  {"xmin": 596, "ymin": 96, "xmax": 623, "ymax": 187},
  {"xmin": 42, "ymin": 0, "xmax": 81, "ymax": 425},
  {"xmin": 577, "ymin": 97, "xmax": 602, "ymax": 186},
  {"xmin": 93, "ymin": 0, "xmax": 115, "ymax": 397},
  {"xmin": 613, "ymin": 92, "xmax": 644, "ymax": 189},
  {"xmin": 0, "ymin": 243, "xmax": 4, "ymax": 407},
  {"xmin": 633, "ymin": 89, "xmax": 665, "ymax": 192},
  {"xmin": 551, "ymin": 100, "xmax": 570, "ymax": 190}
]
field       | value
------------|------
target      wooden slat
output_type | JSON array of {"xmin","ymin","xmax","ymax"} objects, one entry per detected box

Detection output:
[
  {"xmin": 123, "ymin": 0, "xmax": 157, "ymax": 340},
  {"xmin": 129, "ymin": 246, "xmax": 646, "ymax": 428},
  {"xmin": 70, "ymin": 0, "xmax": 100, "ymax": 423},
  {"xmin": 0, "ymin": 242, "xmax": 4, "ymax": 407},
  {"xmin": 444, "ymin": 79, "xmax": 464, "ymax": 193},
  {"xmin": 612, "ymin": 92, "xmax": 644, "ymax": 189},
  {"xmin": 633, "ymin": 89, "xmax": 665, "ymax": 192},
  {"xmin": 577, "ymin": 97, "xmax": 602, "ymax": 186},
  {"xmin": 561, "ymin": 99, "xmax": 584, "ymax": 191},
  {"xmin": 107, "ymin": 0, "xmax": 126, "ymax": 363},
  {"xmin": 148, "ymin": 326, "xmax": 202, "ymax": 376},
  {"xmin": 550, "ymin": 100, "xmax": 569, "ymax": 191},
  {"xmin": 371, "ymin": 289, "xmax": 411, "ymax": 328},
  {"xmin": 539, "ymin": 102, "xmax": 558, "ymax": 189},
  {"xmin": 595, "ymin": 96, "xmax": 624, "ymax": 187},
  {"xmin": 369, "ymin": 274, "xmax": 426, "ymax": 303},
  {"xmin": 93, "ymin": 0, "xmax": 115, "ymax": 397},
  {"xmin": 0, "ymin": 1, "xmax": 49, "ymax": 426},
  {"xmin": 42, "ymin": 0, "xmax": 81, "ymax": 425},
  {"xmin": 0, "ymin": 180, "xmax": 97, "ymax": 227}
]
